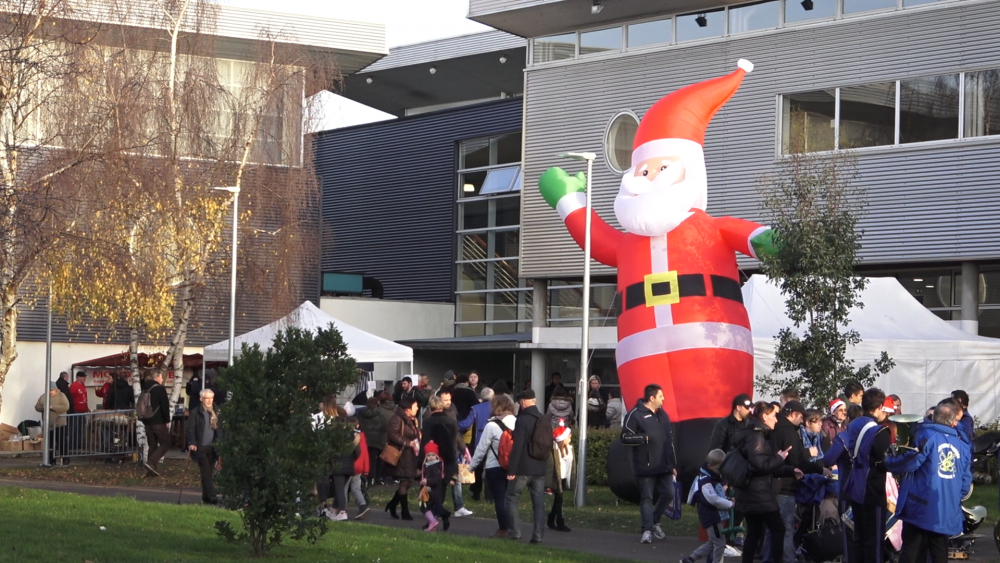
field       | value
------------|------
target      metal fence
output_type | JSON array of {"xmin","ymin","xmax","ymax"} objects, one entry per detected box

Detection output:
[{"xmin": 56, "ymin": 410, "xmax": 137, "ymax": 460}]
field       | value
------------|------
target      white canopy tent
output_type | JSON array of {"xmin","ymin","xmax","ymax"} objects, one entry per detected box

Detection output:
[
  {"xmin": 743, "ymin": 275, "xmax": 1000, "ymax": 421},
  {"xmin": 204, "ymin": 301, "xmax": 413, "ymax": 370}
]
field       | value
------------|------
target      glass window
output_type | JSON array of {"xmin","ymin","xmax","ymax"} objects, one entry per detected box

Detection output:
[
  {"xmin": 843, "ymin": 0, "xmax": 895, "ymax": 14},
  {"xmin": 983, "ymin": 271, "xmax": 1000, "ymax": 304},
  {"xmin": 479, "ymin": 166, "xmax": 521, "ymax": 195},
  {"xmin": 459, "ymin": 233, "xmax": 488, "ymax": 261},
  {"xmin": 839, "ymin": 82, "xmax": 896, "ymax": 149},
  {"xmin": 728, "ymin": 1, "xmax": 779, "ymax": 34},
  {"xmin": 903, "ymin": 0, "xmax": 941, "ymax": 6},
  {"xmin": 495, "ymin": 133, "xmax": 521, "ymax": 164},
  {"xmin": 627, "ymin": 19, "xmax": 672, "ymax": 48},
  {"xmin": 896, "ymin": 271, "xmax": 953, "ymax": 308},
  {"xmin": 459, "ymin": 263, "xmax": 487, "ymax": 291},
  {"xmin": 495, "ymin": 197, "xmax": 520, "ymax": 227},
  {"xmin": 457, "ymin": 323, "xmax": 486, "ymax": 337},
  {"xmin": 979, "ymin": 309, "xmax": 1000, "ymax": 339},
  {"xmin": 457, "ymin": 293, "xmax": 486, "ymax": 321},
  {"xmin": 677, "ymin": 10, "xmax": 724, "ymax": 42},
  {"xmin": 459, "ymin": 171, "xmax": 487, "ymax": 197},
  {"xmin": 964, "ymin": 69, "xmax": 1000, "ymax": 138},
  {"xmin": 782, "ymin": 89, "xmax": 836, "ymax": 154},
  {"xmin": 605, "ymin": 112, "xmax": 639, "ymax": 173},
  {"xmin": 492, "ymin": 290, "xmax": 524, "ymax": 321},
  {"xmin": 784, "ymin": 0, "xmax": 836, "ymax": 24},
  {"xmin": 533, "ymin": 33, "xmax": 576, "ymax": 64},
  {"xmin": 900, "ymin": 74, "xmax": 959, "ymax": 144},
  {"xmin": 493, "ymin": 259, "xmax": 519, "ymax": 290},
  {"xmin": 460, "ymin": 200, "xmax": 488, "ymax": 230},
  {"xmin": 494, "ymin": 230, "xmax": 519, "ymax": 259},
  {"xmin": 510, "ymin": 168, "xmax": 522, "ymax": 192},
  {"xmin": 580, "ymin": 27, "xmax": 621, "ymax": 55},
  {"xmin": 461, "ymin": 138, "xmax": 489, "ymax": 169}
]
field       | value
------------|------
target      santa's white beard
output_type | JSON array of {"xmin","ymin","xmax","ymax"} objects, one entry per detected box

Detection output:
[{"xmin": 614, "ymin": 170, "xmax": 707, "ymax": 237}]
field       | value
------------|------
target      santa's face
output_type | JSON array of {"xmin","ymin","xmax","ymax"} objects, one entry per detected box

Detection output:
[{"xmin": 614, "ymin": 139, "xmax": 708, "ymax": 237}]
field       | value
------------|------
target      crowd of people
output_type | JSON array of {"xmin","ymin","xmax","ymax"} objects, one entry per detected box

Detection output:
[
  {"xmin": 306, "ymin": 370, "xmax": 582, "ymax": 545},
  {"xmin": 685, "ymin": 383, "xmax": 973, "ymax": 563}
]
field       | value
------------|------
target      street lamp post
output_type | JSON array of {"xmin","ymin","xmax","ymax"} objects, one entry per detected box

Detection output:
[
  {"xmin": 558, "ymin": 151, "xmax": 596, "ymax": 508},
  {"xmin": 212, "ymin": 187, "xmax": 241, "ymax": 367}
]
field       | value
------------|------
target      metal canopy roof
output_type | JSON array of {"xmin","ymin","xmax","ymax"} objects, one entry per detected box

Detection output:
[
  {"xmin": 468, "ymin": 0, "xmax": 748, "ymax": 38},
  {"xmin": 342, "ymin": 30, "xmax": 526, "ymax": 117},
  {"xmin": 398, "ymin": 332, "xmax": 532, "ymax": 351}
]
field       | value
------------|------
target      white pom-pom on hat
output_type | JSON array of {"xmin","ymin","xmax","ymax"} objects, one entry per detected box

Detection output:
[{"xmin": 737, "ymin": 58, "xmax": 754, "ymax": 73}]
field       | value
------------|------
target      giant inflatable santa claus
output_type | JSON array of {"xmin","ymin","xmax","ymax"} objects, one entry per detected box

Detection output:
[{"xmin": 538, "ymin": 59, "xmax": 774, "ymax": 478}]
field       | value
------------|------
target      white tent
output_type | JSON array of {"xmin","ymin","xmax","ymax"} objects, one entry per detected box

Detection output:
[
  {"xmin": 743, "ymin": 275, "xmax": 1000, "ymax": 421},
  {"xmin": 203, "ymin": 301, "xmax": 413, "ymax": 367}
]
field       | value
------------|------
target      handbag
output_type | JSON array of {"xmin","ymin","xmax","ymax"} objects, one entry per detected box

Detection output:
[
  {"xmin": 379, "ymin": 444, "xmax": 402, "ymax": 466},
  {"xmin": 800, "ymin": 519, "xmax": 844, "ymax": 562},
  {"xmin": 457, "ymin": 463, "xmax": 475, "ymax": 484},
  {"xmin": 720, "ymin": 448, "xmax": 752, "ymax": 488}
]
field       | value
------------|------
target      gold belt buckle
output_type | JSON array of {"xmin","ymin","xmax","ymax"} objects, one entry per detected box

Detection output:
[{"xmin": 644, "ymin": 271, "xmax": 680, "ymax": 307}]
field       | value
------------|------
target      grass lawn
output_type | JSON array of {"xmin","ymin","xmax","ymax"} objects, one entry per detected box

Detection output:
[
  {"xmin": 0, "ymin": 458, "xmax": 702, "ymax": 536},
  {"xmin": 0, "ymin": 486, "xmax": 642, "ymax": 563}
]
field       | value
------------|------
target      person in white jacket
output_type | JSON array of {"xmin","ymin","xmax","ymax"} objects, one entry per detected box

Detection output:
[{"xmin": 470, "ymin": 394, "xmax": 517, "ymax": 539}]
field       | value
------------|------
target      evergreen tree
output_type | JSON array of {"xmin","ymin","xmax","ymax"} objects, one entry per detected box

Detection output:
[{"xmin": 214, "ymin": 324, "xmax": 357, "ymax": 557}]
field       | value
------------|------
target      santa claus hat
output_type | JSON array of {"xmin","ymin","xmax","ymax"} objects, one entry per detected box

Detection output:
[
  {"xmin": 553, "ymin": 418, "xmax": 571, "ymax": 442},
  {"xmin": 829, "ymin": 398, "xmax": 846, "ymax": 415},
  {"xmin": 881, "ymin": 397, "xmax": 897, "ymax": 414},
  {"xmin": 632, "ymin": 59, "xmax": 753, "ymax": 164}
]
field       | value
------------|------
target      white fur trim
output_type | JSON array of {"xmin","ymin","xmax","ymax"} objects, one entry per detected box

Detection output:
[
  {"xmin": 556, "ymin": 191, "xmax": 586, "ymax": 221},
  {"xmin": 747, "ymin": 226, "xmax": 768, "ymax": 258},
  {"xmin": 631, "ymin": 138, "xmax": 704, "ymax": 167},
  {"xmin": 615, "ymin": 322, "xmax": 753, "ymax": 367},
  {"xmin": 737, "ymin": 59, "xmax": 754, "ymax": 73}
]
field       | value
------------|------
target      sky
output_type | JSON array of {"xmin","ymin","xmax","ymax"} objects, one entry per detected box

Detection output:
[{"xmin": 222, "ymin": 0, "xmax": 492, "ymax": 130}]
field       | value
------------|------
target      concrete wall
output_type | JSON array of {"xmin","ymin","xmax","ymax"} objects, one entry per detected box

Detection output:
[
  {"xmin": 319, "ymin": 298, "xmax": 454, "ymax": 341},
  {"xmin": 1, "ymin": 342, "xmax": 203, "ymax": 428}
]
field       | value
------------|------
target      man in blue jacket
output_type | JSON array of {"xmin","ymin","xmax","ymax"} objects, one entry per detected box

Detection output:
[
  {"xmin": 621, "ymin": 383, "xmax": 676, "ymax": 545},
  {"xmin": 885, "ymin": 402, "xmax": 971, "ymax": 563}
]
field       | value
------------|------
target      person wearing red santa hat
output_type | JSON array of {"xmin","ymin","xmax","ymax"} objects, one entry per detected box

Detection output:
[
  {"xmin": 547, "ymin": 419, "xmax": 574, "ymax": 532},
  {"xmin": 538, "ymin": 59, "xmax": 776, "ymax": 480}
]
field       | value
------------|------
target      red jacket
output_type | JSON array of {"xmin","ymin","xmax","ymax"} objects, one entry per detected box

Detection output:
[
  {"xmin": 354, "ymin": 432, "xmax": 370, "ymax": 475},
  {"xmin": 70, "ymin": 381, "xmax": 90, "ymax": 413},
  {"xmin": 96, "ymin": 381, "xmax": 113, "ymax": 410}
]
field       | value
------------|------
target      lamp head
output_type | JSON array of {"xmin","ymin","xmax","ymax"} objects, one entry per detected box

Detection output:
[
  {"xmin": 558, "ymin": 152, "xmax": 597, "ymax": 162},
  {"xmin": 591, "ymin": 0, "xmax": 603, "ymax": 15},
  {"xmin": 695, "ymin": 14, "xmax": 708, "ymax": 27},
  {"xmin": 801, "ymin": 0, "xmax": 814, "ymax": 10}
]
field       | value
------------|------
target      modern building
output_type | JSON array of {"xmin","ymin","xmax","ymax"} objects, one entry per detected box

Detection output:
[
  {"xmin": 462, "ymin": 0, "xmax": 1000, "ymax": 393},
  {"xmin": 1, "ymin": 5, "xmax": 387, "ymax": 428}
]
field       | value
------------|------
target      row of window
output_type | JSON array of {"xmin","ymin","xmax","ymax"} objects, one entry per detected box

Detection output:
[
  {"xmin": 782, "ymin": 69, "xmax": 1000, "ymax": 154},
  {"xmin": 533, "ymin": 0, "xmax": 953, "ymax": 64}
]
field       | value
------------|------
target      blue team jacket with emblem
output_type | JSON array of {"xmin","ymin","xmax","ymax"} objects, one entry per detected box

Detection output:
[{"xmin": 885, "ymin": 422, "xmax": 971, "ymax": 536}]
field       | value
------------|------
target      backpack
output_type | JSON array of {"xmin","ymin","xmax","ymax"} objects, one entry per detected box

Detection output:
[
  {"xmin": 528, "ymin": 413, "xmax": 553, "ymax": 460},
  {"xmin": 490, "ymin": 418, "xmax": 514, "ymax": 470},
  {"xmin": 719, "ymin": 448, "xmax": 752, "ymax": 489},
  {"xmin": 135, "ymin": 385, "xmax": 159, "ymax": 420}
]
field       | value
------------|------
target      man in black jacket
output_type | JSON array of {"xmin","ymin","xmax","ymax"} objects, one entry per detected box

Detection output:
[
  {"xmin": 142, "ymin": 372, "xmax": 172, "ymax": 477},
  {"xmin": 767, "ymin": 400, "xmax": 825, "ymax": 563},
  {"xmin": 505, "ymin": 389, "xmax": 549, "ymax": 544},
  {"xmin": 710, "ymin": 393, "xmax": 752, "ymax": 453},
  {"xmin": 621, "ymin": 384, "xmax": 677, "ymax": 544}
]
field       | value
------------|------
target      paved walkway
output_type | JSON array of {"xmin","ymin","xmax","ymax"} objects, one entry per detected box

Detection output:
[{"xmin": 1, "ymin": 476, "xmax": 998, "ymax": 562}]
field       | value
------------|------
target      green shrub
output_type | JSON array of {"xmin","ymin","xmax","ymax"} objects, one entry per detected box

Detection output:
[
  {"xmin": 214, "ymin": 324, "xmax": 358, "ymax": 557},
  {"xmin": 583, "ymin": 427, "xmax": 619, "ymax": 486}
]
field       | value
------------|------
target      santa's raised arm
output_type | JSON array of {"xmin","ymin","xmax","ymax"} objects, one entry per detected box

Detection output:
[{"xmin": 537, "ymin": 59, "xmax": 775, "ymax": 437}]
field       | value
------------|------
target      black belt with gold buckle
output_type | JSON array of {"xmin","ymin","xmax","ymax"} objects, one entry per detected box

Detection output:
[{"xmin": 618, "ymin": 274, "xmax": 743, "ymax": 314}]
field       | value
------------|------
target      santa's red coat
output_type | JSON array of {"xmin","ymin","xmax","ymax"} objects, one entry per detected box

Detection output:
[{"xmin": 563, "ymin": 207, "xmax": 763, "ymax": 421}]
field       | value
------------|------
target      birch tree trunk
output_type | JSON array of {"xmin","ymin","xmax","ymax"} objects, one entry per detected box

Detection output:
[{"xmin": 129, "ymin": 327, "xmax": 147, "ymax": 462}]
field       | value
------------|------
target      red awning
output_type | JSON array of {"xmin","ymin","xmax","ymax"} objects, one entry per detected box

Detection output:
[{"xmin": 71, "ymin": 352, "xmax": 205, "ymax": 369}]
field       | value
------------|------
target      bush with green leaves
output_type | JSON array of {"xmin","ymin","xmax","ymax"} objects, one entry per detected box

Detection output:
[
  {"xmin": 584, "ymin": 427, "xmax": 619, "ymax": 486},
  {"xmin": 213, "ymin": 324, "xmax": 357, "ymax": 557}
]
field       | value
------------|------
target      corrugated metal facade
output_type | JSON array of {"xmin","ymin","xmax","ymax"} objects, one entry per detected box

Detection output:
[
  {"xmin": 520, "ymin": 1, "xmax": 1000, "ymax": 279},
  {"xmin": 314, "ymin": 97, "xmax": 524, "ymax": 302}
]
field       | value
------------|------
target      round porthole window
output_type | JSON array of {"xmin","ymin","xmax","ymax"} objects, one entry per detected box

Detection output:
[{"xmin": 605, "ymin": 111, "xmax": 639, "ymax": 174}]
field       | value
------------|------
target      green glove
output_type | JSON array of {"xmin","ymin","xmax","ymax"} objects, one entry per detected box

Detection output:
[
  {"xmin": 750, "ymin": 229, "xmax": 779, "ymax": 258},
  {"xmin": 538, "ymin": 167, "xmax": 587, "ymax": 209}
]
